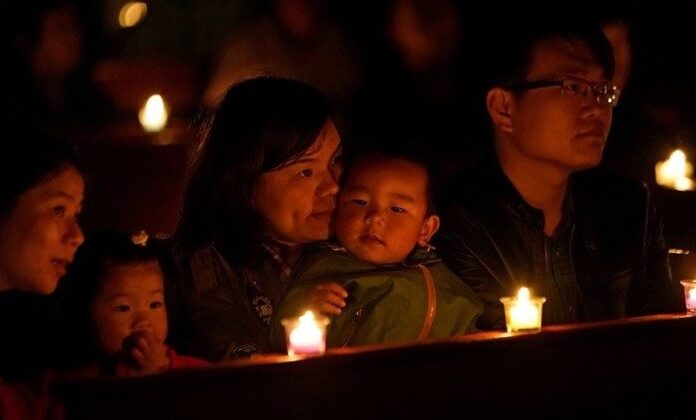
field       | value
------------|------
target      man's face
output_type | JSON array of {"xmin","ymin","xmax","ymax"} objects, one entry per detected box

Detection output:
[{"xmin": 503, "ymin": 38, "xmax": 614, "ymax": 173}]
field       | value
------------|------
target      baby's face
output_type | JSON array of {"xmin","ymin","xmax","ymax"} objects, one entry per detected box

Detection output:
[
  {"xmin": 336, "ymin": 156, "xmax": 437, "ymax": 264},
  {"xmin": 90, "ymin": 262, "xmax": 168, "ymax": 355}
]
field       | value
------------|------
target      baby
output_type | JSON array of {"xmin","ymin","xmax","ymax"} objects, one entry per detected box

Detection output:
[
  {"xmin": 274, "ymin": 144, "xmax": 482, "ymax": 348},
  {"xmin": 0, "ymin": 231, "xmax": 206, "ymax": 420}
]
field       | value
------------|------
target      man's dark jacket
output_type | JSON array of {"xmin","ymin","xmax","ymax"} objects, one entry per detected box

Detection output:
[{"xmin": 436, "ymin": 159, "xmax": 683, "ymax": 330}]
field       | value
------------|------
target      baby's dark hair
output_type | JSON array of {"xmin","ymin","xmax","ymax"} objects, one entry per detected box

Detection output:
[
  {"xmin": 56, "ymin": 230, "xmax": 172, "ymax": 366},
  {"xmin": 65, "ymin": 230, "xmax": 167, "ymax": 302},
  {"xmin": 343, "ymin": 138, "xmax": 438, "ymax": 215}
]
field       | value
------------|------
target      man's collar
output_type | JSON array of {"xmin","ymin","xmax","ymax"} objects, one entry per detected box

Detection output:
[{"xmin": 484, "ymin": 157, "xmax": 575, "ymax": 233}]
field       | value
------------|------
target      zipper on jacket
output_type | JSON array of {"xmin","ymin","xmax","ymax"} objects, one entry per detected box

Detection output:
[
  {"xmin": 416, "ymin": 264, "xmax": 437, "ymax": 340},
  {"xmin": 341, "ymin": 308, "xmax": 364, "ymax": 347}
]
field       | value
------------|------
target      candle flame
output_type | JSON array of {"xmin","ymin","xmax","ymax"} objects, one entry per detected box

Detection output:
[
  {"xmin": 119, "ymin": 2, "xmax": 148, "ymax": 28},
  {"xmin": 287, "ymin": 310, "xmax": 324, "ymax": 355},
  {"xmin": 517, "ymin": 287, "xmax": 530, "ymax": 301},
  {"xmin": 138, "ymin": 94, "xmax": 168, "ymax": 132},
  {"xmin": 655, "ymin": 149, "xmax": 694, "ymax": 191},
  {"xmin": 689, "ymin": 288, "xmax": 696, "ymax": 300},
  {"xmin": 299, "ymin": 310, "xmax": 316, "ymax": 324}
]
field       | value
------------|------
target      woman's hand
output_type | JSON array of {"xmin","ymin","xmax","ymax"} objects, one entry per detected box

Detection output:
[
  {"xmin": 307, "ymin": 282, "xmax": 348, "ymax": 316},
  {"xmin": 121, "ymin": 330, "xmax": 170, "ymax": 374}
]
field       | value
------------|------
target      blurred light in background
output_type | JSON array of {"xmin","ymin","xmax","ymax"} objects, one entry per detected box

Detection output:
[
  {"xmin": 139, "ymin": 94, "xmax": 168, "ymax": 132},
  {"xmin": 655, "ymin": 149, "xmax": 695, "ymax": 191},
  {"xmin": 118, "ymin": 1, "xmax": 148, "ymax": 28}
]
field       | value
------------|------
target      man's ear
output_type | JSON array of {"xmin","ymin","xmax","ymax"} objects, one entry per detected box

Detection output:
[
  {"xmin": 417, "ymin": 215, "xmax": 440, "ymax": 246},
  {"xmin": 486, "ymin": 87, "xmax": 515, "ymax": 134}
]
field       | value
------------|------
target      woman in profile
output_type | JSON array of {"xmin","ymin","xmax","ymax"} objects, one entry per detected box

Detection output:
[{"xmin": 0, "ymin": 126, "xmax": 85, "ymax": 380}]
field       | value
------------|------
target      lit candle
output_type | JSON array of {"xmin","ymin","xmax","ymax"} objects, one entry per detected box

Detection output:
[
  {"xmin": 138, "ymin": 94, "xmax": 169, "ymax": 132},
  {"xmin": 119, "ymin": 2, "xmax": 148, "ymax": 28},
  {"xmin": 500, "ymin": 287, "xmax": 546, "ymax": 333},
  {"xmin": 688, "ymin": 289, "xmax": 696, "ymax": 312},
  {"xmin": 282, "ymin": 311, "xmax": 329, "ymax": 356},
  {"xmin": 680, "ymin": 280, "xmax": 696, "ymax": 314},
  {"xmin": 655, "ymin": 149, "xmax": 694, "ymax": 191}
]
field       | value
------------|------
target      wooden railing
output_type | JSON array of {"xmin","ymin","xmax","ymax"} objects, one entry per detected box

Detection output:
[{"xmin": 59, "ymin": 314, "xmax": 696, "ymax": 419}]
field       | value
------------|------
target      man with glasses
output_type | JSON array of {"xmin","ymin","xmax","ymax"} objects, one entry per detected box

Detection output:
[{"xmin": 436, "ymin": 21, "xmax": 682, "ymax": 330}]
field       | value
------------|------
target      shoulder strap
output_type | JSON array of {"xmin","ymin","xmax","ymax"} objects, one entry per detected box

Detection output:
[{"xmin": 416, "ymin": 264, "xmax": 437, "ymax": 340}]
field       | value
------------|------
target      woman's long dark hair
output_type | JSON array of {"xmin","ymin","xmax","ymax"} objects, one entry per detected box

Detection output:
[
  {"xmin": 175, "ymin": 77, "xmax": 331, "ymax": 268},
  {"xmin": 0, "ymin": 124, "xmax": 79, "ymax": 215}
]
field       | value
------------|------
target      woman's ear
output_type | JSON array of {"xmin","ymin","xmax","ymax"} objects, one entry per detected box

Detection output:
[
  {"xmin": 486, "ymin": 87, "xmax": 515, "ymax": 134},
  {"xmin": 417, "ymin": 215, "xmax": 440, "ymax": 246}
]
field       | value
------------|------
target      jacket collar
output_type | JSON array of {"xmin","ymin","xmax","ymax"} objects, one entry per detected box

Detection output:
[
  {"xmin": 482, "ymin": 155, "xmax": 603, "ymax": 251},
  {"xmin": 478, "ymin": 157, "xmax": 577, "ymax": 235},
  {"xmin": 313, "ymin": 240, "xmax": 441, "ymax": 268}
]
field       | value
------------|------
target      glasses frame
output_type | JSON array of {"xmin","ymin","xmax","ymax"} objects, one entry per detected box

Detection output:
[{"xmin": 505, "ymin": 76, "xmax": 621, "ymax": 107}]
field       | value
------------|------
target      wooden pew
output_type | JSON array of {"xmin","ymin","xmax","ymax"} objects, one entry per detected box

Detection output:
[{"xmin": 58, "ymin": 314, "xmax": 696, "ymax": 419}]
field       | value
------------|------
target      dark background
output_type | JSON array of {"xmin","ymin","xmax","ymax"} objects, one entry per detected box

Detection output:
[{"xmin": 5, "ymin": 0, "xmax": 696, "ymax": 271}]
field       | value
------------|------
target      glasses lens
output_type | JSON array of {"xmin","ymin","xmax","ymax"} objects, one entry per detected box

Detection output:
[
  {"xmin": 561, "ymin": 79, "xmax": 590, "ymax": 96},
  {"xmin": 597, "ymin": 85, "xmax": 620, "ymax": 107}
]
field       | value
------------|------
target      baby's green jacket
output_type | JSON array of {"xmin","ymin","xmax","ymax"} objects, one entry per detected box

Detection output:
[{"xmin": 272, "ymin": 243, "xmax": 484, "ymax": 349}]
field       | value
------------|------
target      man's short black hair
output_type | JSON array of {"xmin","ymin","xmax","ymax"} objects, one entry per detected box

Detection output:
[{"xmin": 482, "ymin": 16, "xmax": 615, "ymax": 90}]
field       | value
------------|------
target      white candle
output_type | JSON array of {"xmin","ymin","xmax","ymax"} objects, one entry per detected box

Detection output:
[
  {"xmin": 680, "ymin": 280, "xmax": 696, "ymax": 314},
  {"xmin": 687, "ymin": 289, "xmax": 696, "ymax": 312},
  {"xmin": 509, "ymin": 288, "xmax": 539, "ymax": 330},
  {"xmin": 500, "ymin": 287, "xmax": 546, "ymax": 333},
  {"xmin": 285, "ymin": 311, "xmax": 327, "ymax": 356}
]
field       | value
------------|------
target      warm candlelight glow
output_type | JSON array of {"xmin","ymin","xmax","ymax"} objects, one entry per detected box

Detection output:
[
  {"xmin": 500, "ymin": 287, "xmax": 546, "ymax": 333},
  {"xmin": 282, "ymin": 310, "xmax": 329, "ymax": 356},
  {"xmin": 681, "ymin": 280, "xmax": 696, "ymax": 314},
  {"xmin": 517, "ymin": 286, "xmax": 531, "ymax": 300},
  {"xmin": 119, "ymin": 2, "xmax": 148, "ymax": 28},
  {"xmin": 655, "ymin": 149, "xmax": 694, "ymax": 191},
  {"xmin": 138, "ymin": 94, "xmax": 169, "ymax": 132}
]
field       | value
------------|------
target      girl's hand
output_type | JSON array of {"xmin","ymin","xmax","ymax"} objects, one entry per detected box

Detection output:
[
  {"xmin": 306, "ymin": 282, "xmax": 348, "ymax": 316},
  {"xmin": 122, "ymin": 330, "xmax": 170, "ymax": 374}
]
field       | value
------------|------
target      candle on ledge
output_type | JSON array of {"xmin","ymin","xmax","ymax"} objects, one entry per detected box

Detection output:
[
  {"xmin": 655, "ymin": 149, "xmax": 694, "ymax": 191},
  {"xmin": 281, "ymin": 310, "xmax": 330, "ymax": 356},
  {"xmin": 679, "ymin": 280, "xmax": 696, "ymax": 314},
  {"xmin": 500, "ymin": 287, "xmax": 546, "ymax": 333}
]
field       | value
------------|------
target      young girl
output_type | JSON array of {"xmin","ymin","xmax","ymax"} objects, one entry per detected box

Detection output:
[
  {"xmin": 57, "ymin": 230, "xmax": 206, "ymax": 375},
  {"xmin": 0, "ymin": 231, "xmax": 207, "ymax": 419},
  {"xmin": 273, "ymin": 143, "xmax": 483, "ymax": 348}
]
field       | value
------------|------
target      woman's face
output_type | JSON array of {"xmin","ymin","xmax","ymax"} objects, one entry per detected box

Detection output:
[
  {"xmin": 0, "ymin": 165, "xmax": 85, "ymax": 294},
  {"xmin": 252, "ymin": 120, "xmax": 342, "ymax": 245}
]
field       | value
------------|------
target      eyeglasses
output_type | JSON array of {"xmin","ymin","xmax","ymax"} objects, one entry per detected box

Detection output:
[{"xmin": 506, "ymin": 76, "xmax": 621, "ymax": 107}]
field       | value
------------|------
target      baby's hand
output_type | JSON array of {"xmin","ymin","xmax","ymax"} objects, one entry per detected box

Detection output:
[
  {"xmin": 307, "ymin": 282, "xmax": 348, "ymax": 316},
  {"xmin": 122, "ymin": 330, "xmax": 170, "ymax": 374}
]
